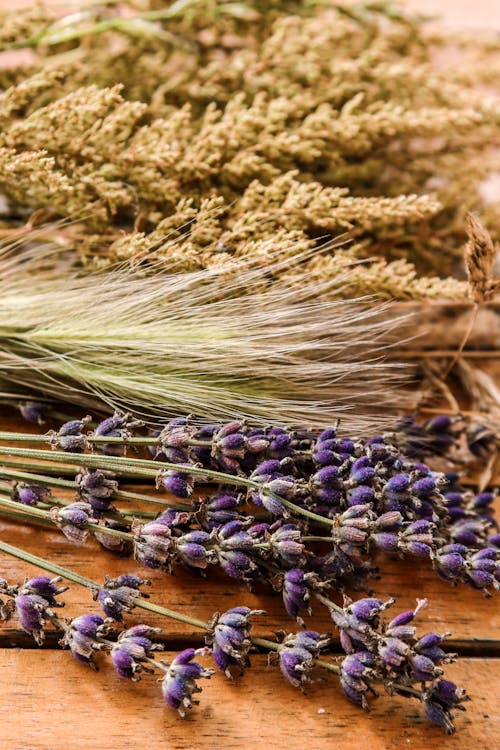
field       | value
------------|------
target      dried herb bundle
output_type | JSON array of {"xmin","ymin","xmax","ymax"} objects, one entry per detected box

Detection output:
[
  {"xmin": 0, "ymin": 1, "xmax": 498, "ymax": 299},
  {"xmin": 0, "ymin": 233, "xmax": 410, "ymax": 428}
]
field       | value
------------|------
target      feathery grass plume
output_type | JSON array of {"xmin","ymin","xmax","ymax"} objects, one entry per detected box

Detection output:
[
  {"xmin": 0, "ymin": 228, "xmax": 410, "ymax": 430},
  {"xmin": 0, "ymin": 1, "xmax": 498, "ymax": 291}
]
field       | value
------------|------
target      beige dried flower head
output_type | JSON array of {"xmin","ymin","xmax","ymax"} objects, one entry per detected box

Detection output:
[{"xmin": 464, "ymin": 214, "xmax": 500, "ymax": 303}]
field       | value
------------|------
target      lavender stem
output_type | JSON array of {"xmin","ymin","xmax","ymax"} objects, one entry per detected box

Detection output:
[{"xmin": 0, "ymin": 446, "xmax": 334, "ymax": 527}]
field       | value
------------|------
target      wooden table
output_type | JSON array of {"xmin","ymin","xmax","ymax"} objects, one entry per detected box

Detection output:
[{"xmin": 0, "ymin": 409, "xmax": 498, "ymax": 750}]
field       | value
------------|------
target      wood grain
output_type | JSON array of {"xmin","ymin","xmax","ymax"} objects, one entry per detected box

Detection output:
[{"xmin": 0, "ymin": 652, "xmax": 497, "ymax": 750}]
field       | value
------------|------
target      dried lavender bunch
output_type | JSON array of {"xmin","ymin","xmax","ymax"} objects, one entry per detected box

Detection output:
[
  {"xmin": 0, "ymin": 549, "xmax": 472, "ymax": 733},
  {"xmin": 0, "ymin": 414, "xmax": 497, "ymax": 613},
  {"xmin": 0, "ymin": 569, "xmax": 214, "ymax": 717}
]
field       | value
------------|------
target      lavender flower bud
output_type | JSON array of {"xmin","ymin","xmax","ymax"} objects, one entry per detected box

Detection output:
[
  {"xmin": 158, "ymin": 419, "xmax": 194, "ymax": 455},
  {"xmin": 133, "ymin": 520, "xmax": 173, "ymax": 571},
  {"xmin": 50, "ymin": 502, "xmax": 93, "ymax": 544},
  {"xmin": 464, "ymin": 547, "xmax": 499, "ymax": 593},
  {"xmin": 282, "ymin": 569, "xmax": 312, "ymax": 622},
  {"xmin": 347, "ymin": 485, "xmax": 375, "ymax": 506},
  {"xmin": 76, "ymin": 468, "xmax": 118, "ymax": 516},
  {"xmin": 278, "ymin": 631, "xmax": 327, "ymax": 689},
  {"xmin": 21, "ymin": 576, "xmax": 68, "ymax": 605},
  {"xmin": 450, "ymin": 518, "xmax": 489, "ymax": 547},
  {"xmin": 422, "ymin": 679, "xmax": 470, "ymax": 734},
  {"xmin": 198, "ymin": 493, "xmax": 241, "ymax": 529},
  {"xmin": 206, "ymin": 606, "xmax": 263, "ymax": 678},
  {"xmin": 13, "ymin": 482, "xmax": 50, "ymax": 507},
  {"xmin": 156, "ymin": 469, "xmax": 194, "ymax": 499},
  {"xmin": 340, "ymin": 651, "xmax": 377, "ymax": 709},
  {"xmin": 269, "ymin": 523, "xmax": 305, "ymax": 566},
  {"xmin": 432, "ymin": 543, "xmax": 468, "ymax": 582},
  {"xmin": 94, "ymin": 412, "xmax": 143, "ymax": 455},
  {"xmin": 331, "ymin": 504, "xmax": 373, "ymax": 547},
  {"xmin": 61, "ymin": 613, "xmax": 108, "ymax": 669},
  {"xmin": 111, "ymin": 624, "xmax": 162, "ymax": 681},
  {"xmin": 398, "ymin": 520, "xmax": 436, "ymax": 557},
  {"xmin": 18, "ymin": 400, "xmax": 46, "ymax": 424},
  {"xmin": 15, "ymin": 594, "xmax": 52, "ymax": 645},
  {"xmin": 332, "ymin": 597, "xmax": 393, "ymax": 653},
  {"xmin": 161, "ymin": 647, "xmax": 214, "ymax": 718},
  {"xmin": 348, "ymin": 457, "xmax": 376, "ymax": 486},
  {"xmin": 94, "ymin": 574, "xmax": 150, "ymax": 621},
  {"xmin": 174, "ymin": 530, "xmax": 216, "ymax": 570},
  {"xmin": 49, "ymin": 416, "xmax": 91, "ymax": 452}
]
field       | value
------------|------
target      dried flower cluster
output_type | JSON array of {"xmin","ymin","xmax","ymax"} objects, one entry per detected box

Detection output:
[
  {"xmin": 1, "ymin": 412, "xmax": 498, "ymax": 609},
  {"xmin": 0, "ymin": 1, "xmax": 498, "ymax": 299},
  {"xmin": 0, "ymin": 566, "xmax": 472, "ymax": 732}
]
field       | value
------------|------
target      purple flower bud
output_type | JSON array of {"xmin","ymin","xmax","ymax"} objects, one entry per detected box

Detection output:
[
  {"xmin": 313, "ymin": 448, "xmax": 337, "ymax": 466},
  {"xmin": 422, "ymin": 679, "xmax": 470, "ymax": 734},
  {"xmin": 267, "ymin": 430, "xmax": 293, "ymax": 459},
  {"xmin": 433, "ymin": 544, "xmax": 466, "ymax": 582},
  {"xmin": 207, "ymin": 606, "xmax": 263, "ymax": 678},
  {"xmin": 76, "ymin": 468, "xmax": 118, "ymax": 516},
  {"xmin": 18, "ymin": 401, "xmax": 46, "ymax": 424},
  {"xmin": 13, "ymin": 483, "xmax": 50, "ymax": 507},
  {"xmin": 134, "ymin": 520, "xmax": 173, "ymax": 570},
  {"xmin": 198, "ymin": 493, "xmax": 241, "ymax": 529},
  {"xmin": 111, "ymin": 624, "xmax": 162, "ymax": 680},
  {"xmin": 371, "ymin": 531, "xmax": 399, "ymax": 552},
  {"xmin": 411, "ymin": 477, "xmax": 436, "ymax": 497},
  {"xmin": 157, "ymin": 469, "xmax": 194, "ymax": 499},
  {"xmin": 161, "ymin": 647, "xmax": 214, "ymax": 717},
  {"xmin": 278, "ymin": 631, "xmax": 327, "ymax": 688},
  {"xmin": 50, "ymin": 502, "xmax": 92, "ymax": 545},
  {"xmin": 49, "ymin": 416, "xmax": 91, "ymax": 452},
  {"xmin": 282, "ymin": 569, "xmax": 311, "ymax": 621},
  {"xmin": 15, "ymin": 594, "xmax": 51, "ymax": 645},
  {"xmin": 349, "ymin": 598, "xmax": 387, "ymax": 622},
  {"xmin": 269, "ymin": 524, "xmax": 304, "ymax": 566},
  {"xmin": 95, "ymin": 574, "xmax": 149, "ymax": 621},
  {"xmin": 94, "ymin": 412, "xmax": 143, "ymax": 455},
  {"xmin": 340, "ymin": 651, "xmax": 377, "ymax": 709},
  {"xmin": 347, "ymin": 485, "xmax": 375, "ymax": 506},
  {"xmin": 450, "ymin": 518, "xmax": 488, "ymax": 547},
  {"xmin": 21, "ymin": 576, "xmax": 67, "ymax": 606},
  {"xmin": 61, "ymin": 613, "xmax": 107, "ymax": 669},
  {"xmin": 158, "ymin": 419, "xmax": 194, "ymax": 452},
  {"xmin": 385, "ymin": 474, "xmax": 410, "ymax": 494},
  {"xmin": 378, "ymin": 635, "xmax": 409, "ymax": 667},
  {"xmin": 175, "ymin": 531, "xmax": 216, "ymax": 570}
]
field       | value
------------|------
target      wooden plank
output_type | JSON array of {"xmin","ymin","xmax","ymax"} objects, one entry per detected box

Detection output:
[{"xmin": 0, "ymin": 651, "xmax": 496, "ymax": 750}]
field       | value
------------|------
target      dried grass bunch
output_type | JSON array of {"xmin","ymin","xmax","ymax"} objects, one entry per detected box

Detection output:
[
  {"xmin": 0, "ymin": 1, "xmax": 498, "ymax": 300},
  {"xmin": 0, "ymin": 231, "xmax": 409, "ymax": 428}
]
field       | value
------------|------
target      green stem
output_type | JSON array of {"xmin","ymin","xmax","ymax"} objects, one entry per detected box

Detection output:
[
  {"xmin": 0, "ymin": 446, "xmax": 333, "ymax": 528},
  {"xmin": 0, "ymin": 539, "xmax": 208, "ymax": 631},
  {"xmin": 313, "ymin": 590, "xmax": 345, "ymax": 616},
  {"xmin": 0, "ymin": 496, "xmax": 130, "ymax": 541},
  {"xmin": 0, "ymin": 466, "xmax": 191, "ymax": 510},
  {"xmin": 0, "ymin": 538, "xmax": 340, "ymax": 675}
]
